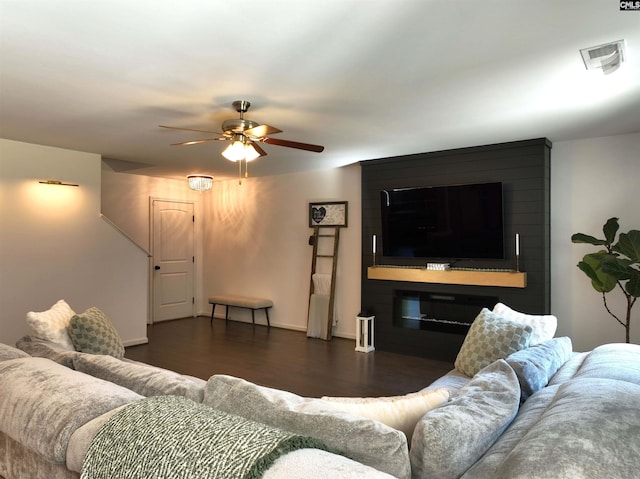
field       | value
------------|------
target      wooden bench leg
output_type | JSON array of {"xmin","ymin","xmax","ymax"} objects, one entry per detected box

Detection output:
[
  {"xmin": 225, "ymin": 305, "xmax": 230, "ymax": 323},
  {"xmin": 251, "ymin": 309, "xmax": 256, "ymax": 326},
  {"xmin": 264, "ymin": 308, "xmax": 271, "ymax": 328}
]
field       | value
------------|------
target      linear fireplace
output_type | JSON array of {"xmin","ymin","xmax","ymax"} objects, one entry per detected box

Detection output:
[{"xmin": 393, "ymin": 290, "xmax": 498, "ymax": 335}]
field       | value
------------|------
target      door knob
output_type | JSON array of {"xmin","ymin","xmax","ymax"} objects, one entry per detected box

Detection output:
[{"xmin": 154, "ymin": 265, "xmax": 160, "ymax": 270}]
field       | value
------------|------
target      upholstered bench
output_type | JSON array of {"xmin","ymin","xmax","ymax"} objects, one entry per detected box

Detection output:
[{"xmin": 209, "ymin": 295, "xmax": 273, "ymax": 327}]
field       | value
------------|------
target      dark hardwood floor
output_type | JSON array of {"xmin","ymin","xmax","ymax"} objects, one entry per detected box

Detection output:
[{"xmin": 125, "ymin": 316, "xmax": 453, "ymax": 398}]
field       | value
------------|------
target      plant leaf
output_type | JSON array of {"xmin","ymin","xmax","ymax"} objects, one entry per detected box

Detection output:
[
  {"xmin": 626, "ymin": 272, "xmax": 640, "ymax": 298},
  {"xmin": 601, "ymin": 256, "xmax": 634, "ymax": 280},
  {"xmin": 603, "ymin": 217, "xmax": 619, "ymax": 245},
  {"xmin": 571, "ymin": 233, "xmax": 607, "ymax": 246},
  {"xmin": 578, "ymin": 253, "xmax": 617, "ymax": 293},
  {"xmin": 613, "ymin": 230, "xmax": 640, "ymax": 263}
]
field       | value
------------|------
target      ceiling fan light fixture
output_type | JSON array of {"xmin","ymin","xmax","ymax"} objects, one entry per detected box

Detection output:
[
  {"xmin": 244, "ymin": 143, "xmax": 260, "ymax": 162},
  {"xmin": 221, "ymin": 140, "xmax": 246, "ymax": 162},
  {"xmin": 222, "ymin": 139, "xmax": 261, "ymax": 163},
  {"xmin": 187, "ymin": 174, "xmax": 213, "ymax": 191}
]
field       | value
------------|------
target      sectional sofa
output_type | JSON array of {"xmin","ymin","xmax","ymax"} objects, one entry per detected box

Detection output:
[{"xmin": 1, "ymin": 300, "xmax": 639, "ymax": 479}]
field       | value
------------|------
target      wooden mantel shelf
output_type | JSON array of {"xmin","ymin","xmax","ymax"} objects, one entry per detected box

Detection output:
[{"xmin": 367, "ymin": 266, "xmax": 527, "ymax": 288}]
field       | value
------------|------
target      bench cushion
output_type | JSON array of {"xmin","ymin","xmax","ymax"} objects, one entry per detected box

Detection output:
[{"xmin": 209, "ymin": 295, "xmax": 273, "ymax": 309}]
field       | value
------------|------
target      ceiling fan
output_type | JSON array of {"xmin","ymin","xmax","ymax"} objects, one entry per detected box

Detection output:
[{"xmin": 159, "ymin": 100, "xmax": 325, "ymax": 161}]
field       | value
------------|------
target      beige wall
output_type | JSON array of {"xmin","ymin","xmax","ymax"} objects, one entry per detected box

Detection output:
[
  {"xmin": 0, "ymin": 139, "xmax": 148, "ymax": 346},
  {"xmin": 551, "ymin": 131, "xmax": 640, "ymax": 350},
  {"xmin": 102, "ymin": 163, "xmax": 362, "ymax": 339},
  {"xmin": 101, "ymin": 165, "xmax": 204, "ymax": 252},
  {"xmin": 202, "ymin": 165, "xmax": 362, "ymax": 338}
]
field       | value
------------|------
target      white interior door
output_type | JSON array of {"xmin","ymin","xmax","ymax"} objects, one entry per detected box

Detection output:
[{"xmin": 152, "ymin": 200, "xmax": 195, "ymax": 322}]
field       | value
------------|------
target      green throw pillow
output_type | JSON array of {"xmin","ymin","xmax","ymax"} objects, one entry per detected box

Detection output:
[
  {"xmin": 68, "ymin": 307, "xmax": 125, "ymax": 359},
  {"xmin": 455, "ymin": 308, "xmax": 533, "ymax": 377}
]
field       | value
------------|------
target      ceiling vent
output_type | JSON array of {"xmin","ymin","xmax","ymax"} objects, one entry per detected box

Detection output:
[{"xmin": 580, "ymin": 40, "xmax": 625, "ymax": 75}]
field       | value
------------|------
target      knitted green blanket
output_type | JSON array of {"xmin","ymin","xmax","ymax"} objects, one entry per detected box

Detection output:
[{"xmin": 81, "ymin": 395, "xmax": 327, "ymax": 479}]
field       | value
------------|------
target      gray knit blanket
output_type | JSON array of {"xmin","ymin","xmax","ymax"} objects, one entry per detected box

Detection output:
[{"xmin": 81, "ymin": 395, "xmax": 327, "ymax": 479}]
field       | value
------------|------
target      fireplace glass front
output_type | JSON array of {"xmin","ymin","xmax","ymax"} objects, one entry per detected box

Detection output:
[{"xmin": 393, "ymin": 290, "xmax": 499, "ymax": 335}]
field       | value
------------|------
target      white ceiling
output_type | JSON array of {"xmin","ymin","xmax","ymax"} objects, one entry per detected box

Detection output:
[{"xmin": 1, "ymin": 1, "xmax": 639, "ymax": 181}]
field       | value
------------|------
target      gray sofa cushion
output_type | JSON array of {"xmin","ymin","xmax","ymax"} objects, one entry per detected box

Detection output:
[
  {"xmin": 547, "ymin": 351, "xmax": 588, "ymax": 386},
  {"xmin": 15, "ymin": 335, "xmax": 81, "ymax": 369},
  {"xmin": 460, "ymin": 384, "xmax": 561, "ymax": 478},
  {"xmin": 0, "ymin": 343, "xmax": 30, "ymax": 362},
  {"xmin": 572, "ymin": 342, "xmax": 640, "ymax": 385},
  {"xmin": 506, "ymin": 336, "xmax": 573, "ymax": 401},
  {"xmin": 421, "ymin": 368, "xmax": 471, "ymax": 395},
  {"xmin": 0, "ymin": 431, "xmax": 80, "ymax": 479},
  {"xmin": 203, "ymin": 374, "xmax": 410, "ymax": 479},
  {"xmin": 66, "ymin": 406, "xmax": 127, "ymax": 473},
  {"xmin": 0, "ymin": 357, "xmax": 142, "ymax": 463},
  {"xmin": 463, "ymin": 377, "xmax": 640, "ymax": 479},
  {"xmin": 262, "ymin": 449, "xmax": 397, "ymax": 479},
  {"xmin": 73, "ymin": 353, "xmax": 205, "ymax": 402},
  {"xmin": 410, "ymin": 359, "xmax": 520, "ymax": 479}
]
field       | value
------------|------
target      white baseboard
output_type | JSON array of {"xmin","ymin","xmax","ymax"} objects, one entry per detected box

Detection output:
[
  {"xmin": 123, "ymin": 337, "xmax": 148, "ymax": 347},
  {"xmin": 333, "ymin": 332, "xmax": 356, "ymax": 340},
  {"xmin": 210, "ymin": 315, "xmax": 355, "ymax": 340},
  {"xmin": 211, "ymin": 315, "xmax": 304, "ymax": 331}
]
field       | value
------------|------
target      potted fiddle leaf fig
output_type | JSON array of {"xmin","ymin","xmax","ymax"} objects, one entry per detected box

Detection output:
[{"xmin": 571, "ymin": 217, "xmax": 640, "ymax": 343}]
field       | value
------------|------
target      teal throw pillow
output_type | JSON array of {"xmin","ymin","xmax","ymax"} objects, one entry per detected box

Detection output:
[
  {"xmin": 68, "ymin": 307, "xmax": 125, "ymax": 359},
  {"xmin": 455, "ymin": 308, "xmax": 533, "ymax": 377}
]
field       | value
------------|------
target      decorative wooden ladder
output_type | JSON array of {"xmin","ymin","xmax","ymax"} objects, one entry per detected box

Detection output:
[{"xmin": 307, "ymin": 226, "xmax": 340, "ymax": 340}]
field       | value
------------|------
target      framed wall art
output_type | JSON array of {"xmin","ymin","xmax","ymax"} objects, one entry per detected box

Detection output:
[{"xmin": 309, "ymin": 201, "xmax": 348, "ymax": 227}]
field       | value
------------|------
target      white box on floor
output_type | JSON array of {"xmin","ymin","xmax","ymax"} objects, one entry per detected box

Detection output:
[{"xmin": 355, "ymin": 315, "xmax": 375, "ymax": 353}]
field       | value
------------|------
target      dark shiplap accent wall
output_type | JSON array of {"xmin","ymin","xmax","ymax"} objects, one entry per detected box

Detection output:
[{"xmin": 360, "ymin": 138, "xmax": 551, "ymax": 361}]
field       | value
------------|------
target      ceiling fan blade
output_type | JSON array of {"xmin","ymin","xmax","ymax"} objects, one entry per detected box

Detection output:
[
  {"xmin": 244, "ymin": 124, "xmax": 282, "ymax": 138},
  {"xmin": 250, "ymin": 141, "xmax": 268, "ymax": 157},
  {"xmin": 171, "ymin": 138, "xmax": 226, "ymax": 146},
  {"xmin": 159, "ymin": 125, "xmax": 223, "ymax": 135},
  {"xmin": 263, "ymin": 137, "xmax": 324, "ymax": 153}
]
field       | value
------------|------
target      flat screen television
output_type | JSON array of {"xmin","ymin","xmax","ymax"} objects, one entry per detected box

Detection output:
[{"xmin": 380, "ymin": 181, "xmax": 504, "ymax": 260}]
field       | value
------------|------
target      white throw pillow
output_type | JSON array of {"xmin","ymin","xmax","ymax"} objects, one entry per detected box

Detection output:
[
  {"xmin": 320, "ymin": 388, "xmax": 450, "ymax": 443},
  {"xmin": 25, "ymin": 299, "xmax": 76, "ymax": 350},
  {"xmin": 492, "ymin": 302, "xmax": 557, "ymax": 345}
]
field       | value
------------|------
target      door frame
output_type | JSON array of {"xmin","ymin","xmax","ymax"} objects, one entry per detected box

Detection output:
[{"xmin": 149, "ymin": 197, "xmax": 199, "ymax": 324}]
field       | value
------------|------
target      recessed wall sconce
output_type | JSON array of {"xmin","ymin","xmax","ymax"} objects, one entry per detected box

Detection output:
[
  {"xmin": 38, "ymin": 180, "xmax": 79, "ymax": 187},
  {"xmin": 187, "ymin": 174, "xmax": 213, "ymax": 191},
  {"xmin": 580, "ymin": 40, "xmax": 625, "ymax": 75}
]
